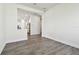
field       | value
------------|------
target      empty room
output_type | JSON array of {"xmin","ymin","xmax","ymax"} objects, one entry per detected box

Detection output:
[{"xmin": 1, "ymin": 3, "xmax": 79, "ymax": 55}]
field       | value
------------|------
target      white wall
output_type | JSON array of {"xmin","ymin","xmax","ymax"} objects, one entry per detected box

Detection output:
[
  {"xmin": 5, "ymin": 4, "xmax": 43, "ymax": 43},
  {"xmin": 5, "ymin": 4, "xmax": 27, "ymax": 43},
  {"xmin": 31, "ymin": 15, "xmax": 40, "ymax": 35},
  {"xmin": 0, "ymin": 3, "xmax": 43, "ymax": 53},
  {"xmin": 17, "ymin": 8, "xmax": 40, "ymax": 35},
  {"xmin": 0, "ymin": 4, "xmax": 6, "ymax": 54},
  {"xmin": 17, "ymin": 8, "xmax": 41, "ymax": 35},
  {"xmin": 42, "ymin": 4, "xmax": 79, "ymax": 48}
]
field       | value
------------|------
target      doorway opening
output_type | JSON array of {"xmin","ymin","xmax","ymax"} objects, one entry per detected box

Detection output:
[
  {"xmin": 27, "ymin": 23, "xmax": 31, "ymax": 35},
  {"xmin": 27, "ymin": 15, "xmax": 42, "ymax": 37},
  {"xmin": 17, "ymin": 8, "xmax": 42, "ymax": 39}
]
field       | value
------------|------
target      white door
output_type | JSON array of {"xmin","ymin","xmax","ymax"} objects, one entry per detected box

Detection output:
[{"xmin": 30, "ymin": 15, "xmax": 40, "ymax": 35}]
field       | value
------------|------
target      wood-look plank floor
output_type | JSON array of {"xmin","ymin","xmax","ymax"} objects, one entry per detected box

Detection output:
[{"xmin": 1, "ymin": 35, "xmax": 79, "ymax": 55}]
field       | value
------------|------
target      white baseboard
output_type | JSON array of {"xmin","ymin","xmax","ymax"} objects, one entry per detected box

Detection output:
[
  {"xmin": 0, "ymin": 42, "xmax": 6, "ymax": 54},
  {"xmin": 42, "ymin": 35, "xmax": 79, "ymax": 49},
  {"xmin": 6, "ymin": 38, "xmax": 27, "ymax": 44},
  {"xmin": 0, "ymin": 38, "xmax": 27, "ymax": 54}
]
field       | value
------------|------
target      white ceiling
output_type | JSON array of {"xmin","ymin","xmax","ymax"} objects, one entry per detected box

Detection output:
[{"xmin": 19, "ymin": 3, "xmax": 58, "ymax": 12}]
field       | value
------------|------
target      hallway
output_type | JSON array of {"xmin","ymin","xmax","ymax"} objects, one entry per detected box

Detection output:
[{"xmin": 1, "ymin": 35, "xmax": 79, "ymax": 55}]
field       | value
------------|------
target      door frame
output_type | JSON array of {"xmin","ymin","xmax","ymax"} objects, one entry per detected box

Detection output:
[{"xmin": 27, "ymin": 15, "xmax": 42, "ymax": 36}]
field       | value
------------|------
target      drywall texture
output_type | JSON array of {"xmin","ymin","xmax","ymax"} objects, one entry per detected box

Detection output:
[
  {"xmin": 0, "ymin": 4, "xmax": 6, "ymax": 54},
  {"xmin": 5, "ymin": 4, "xmax": 43, "ymax": 43},
  {"xmin": 42, "ymin": 4, "xmax": 79, "ymax": 48},
  {"xmin": 5, "ymin": 4, "xmax": 27, "ymax": 43}
]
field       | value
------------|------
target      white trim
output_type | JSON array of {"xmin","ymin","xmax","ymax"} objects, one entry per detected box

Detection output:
[
  {"xmin": 6, "ymin": 38, "xmax": 27, "ymax": 44},
  {"xmin": 42, "ymin": 35, "xmax": 79, "ymax": 49},
  {"xmin": 0, "ymin": 42, "xmax": 6, "ymax": 54}
]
